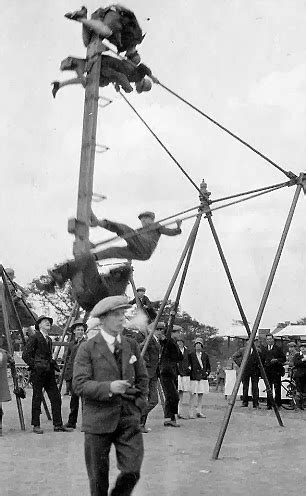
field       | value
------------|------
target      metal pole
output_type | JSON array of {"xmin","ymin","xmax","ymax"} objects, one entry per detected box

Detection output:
[
  {"xmin": 0, "ymin": 286, "xmax": 25, "ymax": 430},
  {"xmin": 141, "ymin": 215, "xmax": 201, "ymax": 357},
  {"xmin": 212, "ymin": 179, "xmax": 303, "ymax": 459},
  {"xmin": 167, "ymin": 211, "xmax": 203, "ymax": 337},
  {"xmin": 53, "ymin": 302, "xmax": 79, "ymax": 360}
]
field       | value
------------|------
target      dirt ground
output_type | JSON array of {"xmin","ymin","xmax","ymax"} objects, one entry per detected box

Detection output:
[{"xmin": 1, "ymin": 391, "xmax": 306, "ymax": 496}]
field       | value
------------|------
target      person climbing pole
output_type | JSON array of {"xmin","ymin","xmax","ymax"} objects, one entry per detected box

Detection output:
[{"xmin": 90, "ymin": 210, "xmax": 182, "ymax": 262}]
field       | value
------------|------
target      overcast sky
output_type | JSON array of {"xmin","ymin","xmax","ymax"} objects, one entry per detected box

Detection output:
[{"xmin": 2, "ymin": 1, "xmax": 306, "ymax": 334}]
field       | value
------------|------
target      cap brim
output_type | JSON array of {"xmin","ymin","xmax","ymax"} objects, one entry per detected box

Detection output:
[{"xmin": 99, "ymin": 303, "xmax": 132, "ymax": 317}]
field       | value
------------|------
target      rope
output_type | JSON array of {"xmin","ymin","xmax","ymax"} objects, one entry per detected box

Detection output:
[
  {"xmin": 211, "ymin": 180, "xmax": 293, "ymax": 204},
  {"xmin": 91, "ymin": 203, "xmax": 201, "ymax": 249},
  {"xmin": 157, "ymin": 83, "xmax": 294, "ymax": 180},
  {"xmin": 96, "ymin": 40, "xmax": 295, "ymax": 180},
  {"xmin": 119, "ymin": 91, "xmax": 203, "ymax": 197},
  {"xmin": 91, "ymin": 182, "xmax": 290, "ymax": 254}
]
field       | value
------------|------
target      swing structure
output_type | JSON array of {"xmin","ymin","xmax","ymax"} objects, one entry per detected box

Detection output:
[{"xmin": 49, "ymin": 5, "xmax": 306, "ymax": 456}]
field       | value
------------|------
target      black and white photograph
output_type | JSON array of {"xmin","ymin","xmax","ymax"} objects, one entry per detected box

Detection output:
[{"xmin": 1, "ymin": 1, "xmax": 306, "ymax": 495}]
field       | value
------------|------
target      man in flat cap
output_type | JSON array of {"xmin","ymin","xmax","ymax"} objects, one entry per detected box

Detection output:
[
  {"xmin": 129, "ymin": 287, "xmax": 158, "ymax": 323},
  {"xmin": 73, "ymin": 295, "xmax": 148, "ymax": 496},
  {"xmin": 64, "ymin": 320, "xmax": 87, "ymax": 428},
  {"xmin": 90, "ymin": 210, "xmax": 182, "ymax": 262},
  {"xmin": 22, "ymin": 316, "xmax": 70, "ymax": 434}
]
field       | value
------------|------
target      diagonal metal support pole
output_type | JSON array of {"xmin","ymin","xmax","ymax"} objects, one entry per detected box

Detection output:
[
  {"xmin": 166, "ymin": 210, "xmax": 203, "ymax": 337},
  {"xmin": 0, "ymin": 285, "xmax": 25, "ymax": 430},
  {"xmin": 211, "ymin": 176, "xmax": 303, "ymax": 459},
  {"xmin": 141, "ymin": 214, "xmax": 202, "ymax": 357}
]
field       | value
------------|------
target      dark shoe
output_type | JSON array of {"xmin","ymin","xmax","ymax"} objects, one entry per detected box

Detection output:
[
  {"xmin": 177, "ymin": 414, "xmax": 187, "ymax": 419},
  {"xmin": 164, "ymin": 420, "xmax": 180, "ymax": 427},
  {"xmin": 33, "ymin": 426, "xmax": 44, "ymax": 434},
  {"xmin": 196, "ymin": 412, "xmax": 206, "ymax": 418},
  {"xmin": 54, "ymin": 425, "xmax": 73, "ymax": 432},
  {"xmin": 65, "ymin": 6, "xmax": 87, "ymax": 21},
  {"xmin": 35, "ymin": 276, "xmax": 56, "ymax": 293},
  {"xmin": 48, "ymin": 267, "xmax": 66, "ymax": 288},
  {"xmin": 266, "ymin": 406, "xmax": 272, "ymax": 410},
  {"xmin": 241, "ymin": 404, "xmax": 248, "ymax": 408},
  {"xmin": 64, "ymin": 423, "xmax": 76, "ymax": 429},
  {"xmin": 253, "ymin": 405, "xmax": 261, "ymax": 409}
]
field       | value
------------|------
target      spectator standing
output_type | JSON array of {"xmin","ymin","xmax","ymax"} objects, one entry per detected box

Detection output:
[
  {"xmin": 177, "ymin": 336, "xmax": 190, "ymax": 418},
  {"xmin": 215, "ymin": 362, "xmax": 226, "ymax": 393},
  {"xmin": 189, "ymin": 338, "xmax": 211, "ymax": 419},
  {"xmin": 263, "ymin": 334, "xmax": 286, "ymax": 410}
]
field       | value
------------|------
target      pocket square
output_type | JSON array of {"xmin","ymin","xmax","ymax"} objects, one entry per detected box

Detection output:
[{"xmin": 129, "ymin": 355, "xmax": 137, "ymax": 364}]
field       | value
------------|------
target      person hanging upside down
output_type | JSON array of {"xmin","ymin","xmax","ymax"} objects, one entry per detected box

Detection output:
[
  {"xmin": 90, "ymin": 210, "xmax": 182, "ymax": 262},
  {"xmin": 36, "ymin": 255, "xmax": 131, "ymax": 313},
  {"xmin": 52, "ymin": 53, "xmax": 153, "ymax": 98}
]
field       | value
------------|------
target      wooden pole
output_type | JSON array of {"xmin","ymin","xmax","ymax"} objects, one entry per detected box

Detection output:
[
  {"xmin": 212, "ymin": 178, "xmax": 303, "ymax": 460},
  {"xmin": 69, "ymin": 35, "xmax": 104, "ymax": 256},
  {"xmin": 0, "ymin": 286, "xmax": 25, "ymax": 430}
]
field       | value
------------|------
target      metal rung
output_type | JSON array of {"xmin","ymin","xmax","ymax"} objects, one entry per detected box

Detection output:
[{"xmin": 96, "ymin": 144, "xmax": 110, "ymax": 153}]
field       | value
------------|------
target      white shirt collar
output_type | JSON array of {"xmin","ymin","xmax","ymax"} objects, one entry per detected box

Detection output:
[
  {"xmin": 39, "ymin": 329, "xmax": 48, "ymax": 340},
  {"xmin": 100, "ymin": 329, "xmax": 121, "ymax": 344}
]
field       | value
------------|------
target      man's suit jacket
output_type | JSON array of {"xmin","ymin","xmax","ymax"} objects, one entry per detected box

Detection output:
[
  {"xmin": 159, "ymin": 337, "xmax": 183, "ymax": 377},
  {"xmin": 22, "ymin": 331, "xmax": 56, "ymax": 373},
  {"xmin": 293, "ymin": 353, "xmax": 306, "ymax": 378},
  {"xmin": 232, "ymin": 346, "xmax": 263, "ymax": 375},
  {"xmin": 263, "ymin": 344, "xmax": 286, "ymax": 376},
  {"xmin": 64, "ymin": 337, "xmax": 86, "ymax": 381},
  {"xmin": 141, "ymin": 334, "xmax": 160, "ymax": 379},
  {"xmin": 189, "ymin": 351, "xmax": 211, "ymax": 381},
  {"xmin": 73, "ymin": 332, "xmax": 148, "ymax": 434}
]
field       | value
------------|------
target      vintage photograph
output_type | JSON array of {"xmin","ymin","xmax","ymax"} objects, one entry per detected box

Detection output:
[{"xmin": 1, "ymin": 1, "xmax": 306, "ymax": 495}]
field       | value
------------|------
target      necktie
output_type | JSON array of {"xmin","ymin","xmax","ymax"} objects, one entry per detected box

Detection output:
[{"xmin": 114, "ymin": 338, "xmax": 122, "ymax": 378}]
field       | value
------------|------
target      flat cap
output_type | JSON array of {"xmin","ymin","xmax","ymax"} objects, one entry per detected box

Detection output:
[
  {"xmin": 35, "ymin": 315, "xmax": 53, "ymax": 330},
  {"xmin": 138, "ymin": 211, "xmax": 155, "ymax": 221},
  {"xmin": 70, "ymin": 320, "xmax": 88, "ymax": 332},
  {"xmin": 136, "ymin": 287, "xmax": 146, "ymax": 292},
  {"xmin": 288, "ymin": 341, "xmax": 297, "ymax": 347},
  {"xmin": 91, "ymin": 296, "xmax": 132, "ymax": 318},
  {"xmin": 172, "ymin": 325, "xmax": 182, "ymax": 332},
  {"xmin": 156, "ymin": 322, "xmax": 166, "ymax": 330},
  {"xmin": 194, "ymin": 337, "xmax": 204, "ymax": 346}
]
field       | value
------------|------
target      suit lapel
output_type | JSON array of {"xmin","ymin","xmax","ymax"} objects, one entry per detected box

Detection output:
[
  {"xmin": 37, "ymin": 331, "xmax": 51, "ymax": 353},
  {"xmin": 93, "ymin": 332, "xmax": 119, "ymax": 373},
  {"xmin": 121, "ymin": 337, "xmax": 131, "ymax": 379}
]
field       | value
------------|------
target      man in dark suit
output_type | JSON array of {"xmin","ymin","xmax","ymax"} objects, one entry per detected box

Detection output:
[
  {"xmin": 129, "ymin": 287, "xmax": 158, "ymax": 323},
  {"xmin": 73, "ymin": 296, "xmax": 148, "ymax": 496},
  {"xmin": 232, "ymin": 339, "xmax": 263, "ymax": 409},
  {"xmin": 137, "ymin": 323, "xmax": 161, "ymax": 433},
  {"xmin": 263, "ymin": 334, "xmax": 286, "ymax": 409},
  {"xmin": 22, "ymin": 316, "xmax": 71, "ymax": 434},
  {"xmin": 293, "ymin": 342, "xmax": 306, "ymax": 409},
  {"xmin": 64, "ymin": 320, "xmax": 87, "ymax": 428},
  {"xmin": 159, "ymin": 325, "xmax": 183, "ymax": 427}
]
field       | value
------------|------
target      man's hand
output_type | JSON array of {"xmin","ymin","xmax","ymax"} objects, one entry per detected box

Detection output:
[{"xmin": 110, "ymin": 380, "xmax": 131, "ymax": 395}]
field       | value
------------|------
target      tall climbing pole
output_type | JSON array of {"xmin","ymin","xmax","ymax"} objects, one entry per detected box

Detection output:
[{"xmin": 68, "ymin": 33, "xmax": 105, "ymax": 255}]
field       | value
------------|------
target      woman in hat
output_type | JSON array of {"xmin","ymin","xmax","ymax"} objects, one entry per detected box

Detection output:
[
  {"xmin": 0, "ymin": 337, "xmax": 11, "ymax": 435},
  {"xmin": 177, "ymin": 335, "xmax": 191, "ymax": 418},
  {"xmin": 189, "ymin": 338, "xmax": 211, "ymax": 419},
  {"xmin": 64, "ymin": 320, "xmax": 87, "ymax": 429}
]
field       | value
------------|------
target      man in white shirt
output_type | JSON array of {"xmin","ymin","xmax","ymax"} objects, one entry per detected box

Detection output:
[{"xmin": 73, "ymin": 296, "xmax": 148, "ymax": 496}]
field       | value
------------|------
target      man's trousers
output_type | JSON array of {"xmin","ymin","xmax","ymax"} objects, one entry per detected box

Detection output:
[
  {"xmin": 95, "ymin": 222, "xmax": 152, "ymax": 261},
  {"xmin": 31, "ymin": 370, "xmax": 62, "ymax": 427},
  {"xmin": 160, "ymin": 373, "xmax": 179, "ymax": 419},
  {"xmin": 84, "ymin": 419, "xmax": 143, "ymax": 496},
  {"xmin": 141, "ymin": 375, "xmax": 158, "ymax": 425},
  {"xmin": 241, "ymin": 372, "xmax": 259, "ymax": 407},
  {"xmin": 266, "ymin": 369, "xmax": 282, "ymax": 407}
]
